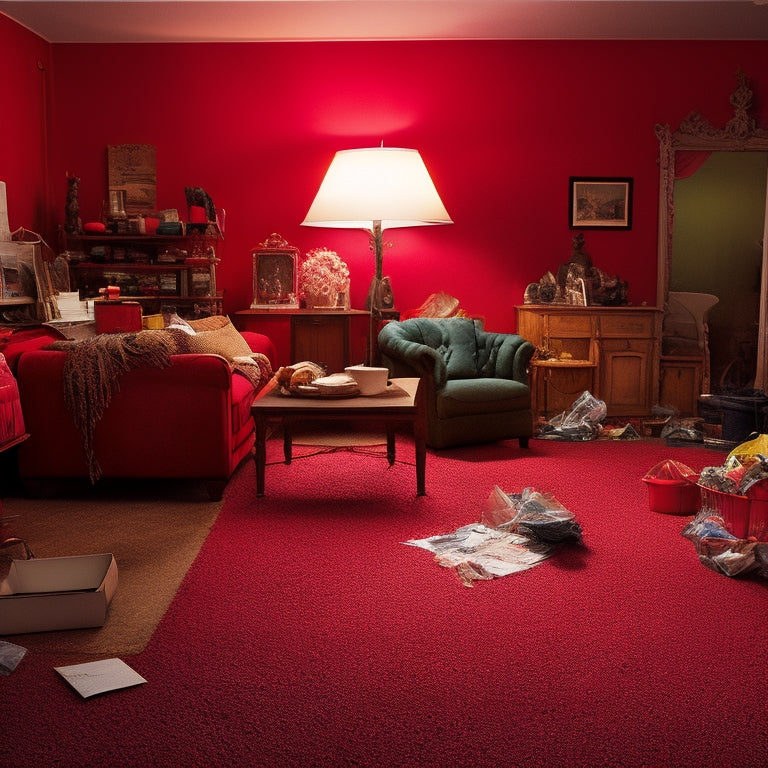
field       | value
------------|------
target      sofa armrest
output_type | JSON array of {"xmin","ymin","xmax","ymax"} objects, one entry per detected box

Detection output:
[
  {"xmin": 239, "ymin": 330, "xmax": 277, "ymax": 368},
  {"xmin": 489, "ymin": 334, "xmax": 536, "ymax": 383}
]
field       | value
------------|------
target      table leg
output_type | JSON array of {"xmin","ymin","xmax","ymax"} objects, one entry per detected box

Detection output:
[
  {"xmin": 283, "ymin": 423, "xmax": 292, "ymax": 464},
  {"xmin": 386, "ymin": 425, "xmax": 396, "ymax": 466},
  {"xmin": 414, "ymin": 422, "xmax": 426, "ymax": 496},
  {"xmin": 413, "ymin": 382, "xmax": 427, "ymax": 496},
  {"xmin": 254, "ymin": 415, "xmax": 267, "ymax": 496}
]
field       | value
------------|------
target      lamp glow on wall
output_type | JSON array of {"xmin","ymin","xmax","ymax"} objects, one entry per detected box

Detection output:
[{"xmin": 301, "ymin": 146, "xmax": 453, "ymax": 316}]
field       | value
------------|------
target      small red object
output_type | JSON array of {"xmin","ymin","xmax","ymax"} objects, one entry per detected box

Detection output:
[{"xmin": 98, "ymin": 285, "xmax": 121, "ymax": 301}]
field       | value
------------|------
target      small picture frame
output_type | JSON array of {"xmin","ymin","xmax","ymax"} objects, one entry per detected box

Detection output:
[
  {"xmin": 569, "ymin": 177, "xmax": 633, "ymax": 230},
  {"xmin": 250, "ymin": 233, "xmax": 299, "ymax": 309}
]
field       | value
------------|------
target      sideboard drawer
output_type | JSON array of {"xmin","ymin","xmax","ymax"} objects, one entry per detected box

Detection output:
[
  {"xmin": 548, "ymin": 314, "xmax": 594, "ymax": 336},
  {"xmin": 600, "ymin": 313, "xmax": 655, "ymax": 338}
]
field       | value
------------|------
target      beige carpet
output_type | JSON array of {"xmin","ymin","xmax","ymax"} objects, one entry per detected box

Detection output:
[
  {"xmin": 289, "ymin": 422, "xmax": 387, "ymax": 448},
  {"xmin": 1, "ymin": 478, "xmax": 222, "ymax": 661}
]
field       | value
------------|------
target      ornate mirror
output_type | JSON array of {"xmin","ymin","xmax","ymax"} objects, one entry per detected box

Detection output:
[{"xmin": 655, "ymin": 71, "xmax": 768, "ymax": 393}]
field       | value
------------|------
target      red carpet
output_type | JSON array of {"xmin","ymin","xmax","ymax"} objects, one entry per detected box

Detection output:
[{"xmin": 2, "ymin": 438, "xmax": 766, "ymax": 767}]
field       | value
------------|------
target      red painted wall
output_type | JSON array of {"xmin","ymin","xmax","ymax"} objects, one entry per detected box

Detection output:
[
  {"xmin": 0, "ymin": 16, "xmax": 52, "ymax": 236},
  {"xmin": 3, "ymin": 16, "xmax": 768, "ymax": 332}
]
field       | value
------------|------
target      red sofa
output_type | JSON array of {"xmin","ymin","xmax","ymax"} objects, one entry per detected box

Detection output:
[{"xmin": 9, "ymin": 326, "xmax": 276, "ymax": 500}]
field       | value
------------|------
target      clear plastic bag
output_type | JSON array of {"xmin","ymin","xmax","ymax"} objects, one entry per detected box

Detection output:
[
  {"xmin": 682, "ymin": 509, "xmax": 768, "ymax": 578},
  {"xmin": 538, "ymin": 391, "xmax": 607, "ymax": 441},
  {"xmin": 643, "ymin": 459, "xmax": 698, "ymax": 483}
]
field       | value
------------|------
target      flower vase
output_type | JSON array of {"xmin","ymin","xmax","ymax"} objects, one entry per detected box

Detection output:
[{"xmin": 305, "ymin": 290, "xmax": 338, "ymax": 309}]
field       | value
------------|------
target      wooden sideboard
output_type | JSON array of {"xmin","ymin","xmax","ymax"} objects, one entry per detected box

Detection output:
[
  {"xmin": 233, "ymin": 309, "xmax": 370, "ymax": 372},
  {"xmin": 516, "ymin": 304, "xmax": 662, "ymax": 419}
]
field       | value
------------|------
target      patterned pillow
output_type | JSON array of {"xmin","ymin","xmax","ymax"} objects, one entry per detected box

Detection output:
[
  {"xmin": 187, "ymin": 315, "xmax": 231, "ymax": 332},
  {"xmin": 185, "ymin": 321, "xmax": 253, "ymax": 361},
  {"xmin": 166, "ymin": 313, "xmax": 196, "ymax": 335}
]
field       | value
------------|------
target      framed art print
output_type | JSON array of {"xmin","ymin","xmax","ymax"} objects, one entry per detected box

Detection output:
[
  {"xmin": 250, "ymin": 233, "xmax": 299, "ymax": 308},
  {"xmin": 569, "ymin": 177, "xmax": 633, "ymax": 229}
]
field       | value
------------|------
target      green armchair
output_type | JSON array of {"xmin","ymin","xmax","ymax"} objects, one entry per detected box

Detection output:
[{"xmin": 378, "ymin": 317, "xmax": 535, "ymax": 449}]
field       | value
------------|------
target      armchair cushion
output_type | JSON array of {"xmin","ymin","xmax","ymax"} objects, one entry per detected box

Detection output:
[{"xmin": 437, "ymin": 378, "xmax": 531, "ymax": 419}]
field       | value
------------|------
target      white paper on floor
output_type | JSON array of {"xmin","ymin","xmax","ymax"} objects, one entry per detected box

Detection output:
[{"xmin": 404, "ymin": 486, "xmax": 582, "ymax": 587}]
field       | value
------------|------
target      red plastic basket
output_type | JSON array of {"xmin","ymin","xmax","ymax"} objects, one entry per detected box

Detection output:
[
  {"xmin": 698, "ymin": 481, "xmax": 768, "ymax": 541},
  {"xmin": 643, "ymin": 477, "xmax": 702, "ymax": 516}
]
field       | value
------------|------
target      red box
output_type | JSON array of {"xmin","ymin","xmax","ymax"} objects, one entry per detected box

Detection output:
[
  {"xmin": 698, "ymin": 481, "xmax": 768, "ymax": 541},
  {"xmin": 94, "ymin": 301, "xmax": 142, "ymax": 334}
]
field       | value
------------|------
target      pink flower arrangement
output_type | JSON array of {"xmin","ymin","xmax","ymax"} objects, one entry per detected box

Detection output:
[{"xmin": 299, "ymin": 247, "xmax": 349, "ymax": 301}]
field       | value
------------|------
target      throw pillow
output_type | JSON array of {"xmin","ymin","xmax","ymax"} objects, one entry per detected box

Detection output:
[
  {"xmin": 187, "ymin": 315, "xmax": 231, "ymax": 332},
  {"xmin": 166, "ymin": 313, "xmax": 196, "ymax": 335},
  {"xmin": 184, "ymin": 321, "xmax": 253, "ymax": 361}
]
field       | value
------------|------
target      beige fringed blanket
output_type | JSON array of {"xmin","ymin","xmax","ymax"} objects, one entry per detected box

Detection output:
[
  {"xmin": 49, "ymin": 330, "xmax": 272, "ymax": 483},
  {"xmin": 49, "ymin": 331, "xmax": 181, "ymax": 483}
]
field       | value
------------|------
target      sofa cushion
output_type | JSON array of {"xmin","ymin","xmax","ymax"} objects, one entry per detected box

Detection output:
[
  {"xmin": 184, "ymin": 321, "xmax": 254, "ymax": 361},
  {"xmin": 436, "ymin": 378, "xmax": 530, "ymax": 419},
  {"xmin": 188, "ymin": 315, "xmax": 232, "ymax": 331}
]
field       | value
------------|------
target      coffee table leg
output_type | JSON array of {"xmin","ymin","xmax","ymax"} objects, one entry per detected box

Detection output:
[
  {"xmin": 254, "ymin": 415, "xmax": 267, "ymax": 496},
  {"xmin": 283, "ymin": 423, "xmax": 292, "ymax": 465},
  {"xmin": 386, "ymin": 425, "xmax": 395, "ymax": 466},
  {"xmin": 415, "ymin": 427, "xmax": 426, "ymax": 496},
  {"xmin": 413, "ymin": 381, "xmax": 427, "ymax": 496}
]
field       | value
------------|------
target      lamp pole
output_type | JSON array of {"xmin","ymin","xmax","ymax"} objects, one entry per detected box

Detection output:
[{"xmin": 366, "ymin": 220, "xmax": 384, "ymax": 366}]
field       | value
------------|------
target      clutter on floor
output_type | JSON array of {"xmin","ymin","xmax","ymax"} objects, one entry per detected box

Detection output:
[
  {"xmin": 0, "ymin": 640, "xmax": 26, "ymax": 675},
  {"xmin": 55, "ymin": 658, "xmax": 147, "ymax": 698},
  {"xmin": 642, "ymin": 434, "xmax": 768, "ymax": 578},
  {"xmin": 404, "ymin": 486, "xmax": 583, "ymax": 587},
  {"xmin": 643, "ymin": 459, "xmax": 701, "ymax": 516},
  {"xmin": 536, "ymin": 390, "xmax": 609, "ymax": 441}
]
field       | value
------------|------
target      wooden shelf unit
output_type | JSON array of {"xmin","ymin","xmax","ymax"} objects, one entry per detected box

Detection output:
[{"xmin": 61, "ymin": 229, "xmax": 222, "ymax": 319}]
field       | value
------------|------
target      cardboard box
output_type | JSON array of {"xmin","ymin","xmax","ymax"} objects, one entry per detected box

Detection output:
[
  {"xmin": 0, "ymin": 553, "xmax": 118, "ymax": 635},
  {"xmin": 142, "ymin": 313, "xmax": 164, "ymax": 330}
]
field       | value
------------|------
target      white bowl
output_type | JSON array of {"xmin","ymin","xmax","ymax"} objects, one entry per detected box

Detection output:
[{"xmin": 344, "ymin": 365, "xmax": 389, "ymax": 396}]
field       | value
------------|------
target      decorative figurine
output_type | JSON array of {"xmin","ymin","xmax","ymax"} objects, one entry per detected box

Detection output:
[{"xmin": 64, "ymin": 174, "xmax": 82, "ymax": 235}]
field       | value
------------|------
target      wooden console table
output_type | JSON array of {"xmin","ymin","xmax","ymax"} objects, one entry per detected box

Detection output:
[
  {"xmin": 233, "ymin": 308, "xmax": 370, "ymax": 371},
  {"xmin": 516, "ymin": 304, "xmax": 662, "ymax": 418}
]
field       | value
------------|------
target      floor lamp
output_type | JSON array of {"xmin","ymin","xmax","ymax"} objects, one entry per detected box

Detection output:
[{"xmin": 301, "ymin": 147, "xmax": 452, "ymax": 365}]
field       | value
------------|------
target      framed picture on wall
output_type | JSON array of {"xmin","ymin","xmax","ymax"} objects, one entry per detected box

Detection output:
[
  {"xmin": 569, "ymin": 177, "xmax": 633, "ymax": 229},
  {"xmin": 250, "ymin": 233, "xmax": 299, "ymax": 309}
]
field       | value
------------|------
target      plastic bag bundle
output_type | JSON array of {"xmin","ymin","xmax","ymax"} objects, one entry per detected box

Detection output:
[
  {"xmin": 699, "ymin": 452, "xmax": 768, "ymax": 496},
  {"xmin": 538, "ymin": 390, "xmax": 607, "ymax": 441},
  {"xmin": 407, "ymin": 486, "xmax": 583, "ymax": 587},
  {"xmin": 728, "ymin": 433, "xmax": 768, "ymax": 462},
  {"xmin": 482, "ymin": 486, "xmax": 583, "ymax": 544},
  {"xmin": 682, "ymin": 509, "xmax": 768, "ymax": 578}
]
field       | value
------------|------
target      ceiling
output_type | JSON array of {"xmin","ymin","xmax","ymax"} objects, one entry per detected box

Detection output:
[{"xmin": 1, "ymin": 0, "xmax": 767, "ymax": 44}]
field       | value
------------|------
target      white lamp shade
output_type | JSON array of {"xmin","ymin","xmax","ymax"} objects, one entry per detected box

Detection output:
[{"xmin": 302, "ymin": 147, "xmax": 453, "ymax": 230}]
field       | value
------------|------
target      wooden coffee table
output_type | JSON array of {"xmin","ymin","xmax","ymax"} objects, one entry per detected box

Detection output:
[{"xmin": 251, "ymin": 377, "xmax": 426, "ymax": 497}]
